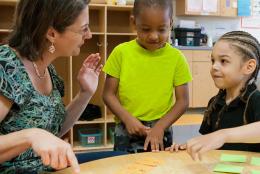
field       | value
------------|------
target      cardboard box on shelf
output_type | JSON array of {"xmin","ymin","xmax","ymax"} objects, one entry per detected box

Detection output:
[{"xmin": 90, "ymin": 0, "xmax": 106, "ymax": 4}]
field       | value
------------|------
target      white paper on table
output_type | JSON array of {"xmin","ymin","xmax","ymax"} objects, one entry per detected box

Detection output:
[
  {"xmin": 203, "ymin": 0, "xmax": 218, "ymax": 13},
  {"xmin": 187, "ymin": 0, "xmax": 202, "ymax": 12}
]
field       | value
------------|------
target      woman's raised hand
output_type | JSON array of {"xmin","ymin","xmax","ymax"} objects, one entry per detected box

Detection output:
[{"xmin": 77, "ymin": 53, "xmax": 103, "ymax": 95}]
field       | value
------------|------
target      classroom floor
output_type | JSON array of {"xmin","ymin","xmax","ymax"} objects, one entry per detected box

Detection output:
[{"xmin": 172, "ymin": 108, "xmax": 204, "ymax": 144}]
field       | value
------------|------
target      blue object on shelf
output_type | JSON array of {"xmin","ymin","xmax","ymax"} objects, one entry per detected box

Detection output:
[
  {"xmin": 238, "ymin": 0, "xmax": 251, "ymax": 16},
  {"xmin": 78, "ymin": 128, "xmax": 103, "ymax": 147}
]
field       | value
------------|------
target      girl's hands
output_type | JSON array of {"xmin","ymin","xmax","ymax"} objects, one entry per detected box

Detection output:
[
  {"xmin": 124, "ymin": 116, "xmax": 150, "ymax": 136},
  {"xmin": 186, "ymin": 130, "xmax": 226, "ymax": 161},
  {"xmin": 28, "ymin": 128, "xmax": 80, "ymax": 174},
  {"xmin": 77, "ymin": 53, "xmax": 103, "ymax": 95},
  {"xmin": 144, "ymin": 127, "xmax": 164, "ymax": 152},
  {"xmin": 165, "ymin": 143, "xmax": 187, "ymax": 152}
]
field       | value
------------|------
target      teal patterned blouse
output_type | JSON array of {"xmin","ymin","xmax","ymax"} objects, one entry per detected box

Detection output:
[{"xmin": 0, "ymin": 45, "xmax": 66, "ymax": 173}]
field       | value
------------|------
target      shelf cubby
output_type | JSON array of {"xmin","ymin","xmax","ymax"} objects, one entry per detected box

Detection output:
[
  {"xmin": 89, "ymin": 5, "xmax": 105, "ymax": 33},
  {"xmin": 107, "ymin": 6, "xmax": 134, "ymax": 33},
  {"xmin": 0, "ymin": 5, "xmax": 15, "ymax": 29}
]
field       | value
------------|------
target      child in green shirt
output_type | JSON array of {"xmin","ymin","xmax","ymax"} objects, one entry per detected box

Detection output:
[{"xmin": 103, "ymin": 0, "xmax": 192, "ymax": 153}]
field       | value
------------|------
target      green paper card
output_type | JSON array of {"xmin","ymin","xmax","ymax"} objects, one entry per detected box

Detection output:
[
  {"xmin": 251, "ymin": 170, "xmax": 260, "ymax": 174},
  {"xmin": 213, "ymin": 164, "xmax": 244, "ymax": 173},
  {"xmin": 251, "ymin": 157, "xmax": 260, "ymax": 166},
  {"xmin": 220, "ymin": 154, "xmax": 247, "ymax": 163}
]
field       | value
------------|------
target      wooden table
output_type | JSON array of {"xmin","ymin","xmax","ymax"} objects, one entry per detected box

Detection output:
[{"xmin": 52, "ymin": 150, "xmax": 260, "ymax": 174}]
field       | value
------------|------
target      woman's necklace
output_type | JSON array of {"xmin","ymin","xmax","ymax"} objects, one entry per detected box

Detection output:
[
  {"xmin": 10, "ymin": 46, "xmax": 48, "ymax": 79},
  {"xmin": 32, "ymin": 62, "xmax": 47, "ymax": 79}
]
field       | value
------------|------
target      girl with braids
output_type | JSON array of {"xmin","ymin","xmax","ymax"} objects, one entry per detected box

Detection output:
[
  {"xmin": 103, "ymin": 0, "xmax": 192, "ymax": 153},
  {"xmin": 166, "ymin": 31, "xmax": 260, "ymax": 160}
]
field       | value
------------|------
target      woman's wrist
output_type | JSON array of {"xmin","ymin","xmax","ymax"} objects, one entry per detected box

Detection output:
[
  {"xmin": 22, "ymin": 128, "xmax": 38, "ymax": 148},
  {"xmin": 23, "ymin": 128, "xmax": 45, "ymax": 147},
  {"xmin": 78, "ymin": 90, "xmax": 93, "ymax": 99}
]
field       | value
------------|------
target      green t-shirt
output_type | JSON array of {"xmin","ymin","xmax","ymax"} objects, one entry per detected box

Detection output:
[
  {"xmin": 103, "ymin": 40, "xmax": 192, "ymax": 121},
  {"xmin": 0, "ymin": 45, "xmax": 65, "ymax": 173}
]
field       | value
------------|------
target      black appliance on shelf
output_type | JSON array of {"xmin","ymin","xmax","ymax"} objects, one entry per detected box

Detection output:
[{"xmin": 174, "ymin": 28, "xmax": 202, "ymax": 46}]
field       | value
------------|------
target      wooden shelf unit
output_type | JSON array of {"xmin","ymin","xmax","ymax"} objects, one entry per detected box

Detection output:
[
  {"xmin": 67, "ymin": 4, "xmax": 136, "ymax": 151},
  {"xmin": 0, "ymin": 2, "xmax": 14, "ymax": 44}
]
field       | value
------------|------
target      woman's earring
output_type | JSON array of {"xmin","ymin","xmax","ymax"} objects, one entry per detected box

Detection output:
[{"xmin": 48, "ymin": 42, "xmax": 56, "ymax": 54}]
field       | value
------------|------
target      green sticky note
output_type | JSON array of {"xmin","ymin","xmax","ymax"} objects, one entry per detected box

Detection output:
[
  {"xmin": 213, "ymin": 164, "xmax": 244, "ymax": 173},
  {"xmin": 251, "ymin": 170, "xmax": 260, "ymax": 174},
  {"xmin": 220, "ymin": 154, "xmax": 247, "ymax": 163},
  {"xmin": 251, "ymin": 157, "xmax": 260, "ymax": 166}
]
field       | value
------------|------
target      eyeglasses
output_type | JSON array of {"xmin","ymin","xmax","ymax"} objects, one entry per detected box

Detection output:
[{"xmin": 67, "ymin": 26, "xmax": 90, "ymax": 36}]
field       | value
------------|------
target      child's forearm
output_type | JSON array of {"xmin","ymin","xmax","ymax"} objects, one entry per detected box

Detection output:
[
  {"xmin": 154, "ymin": 98, "xmax": 189, "ymax": 130},
  {"xmin": 154, "ymin": 84, "xmax": 189, "ymax": 130},
  {"xmin": 223, "ymin": 122, "xmax": 260, "ymax": 144},
  {"xmin": 103, "ymin": 93, "xmax": 133, "ymax": 123}
]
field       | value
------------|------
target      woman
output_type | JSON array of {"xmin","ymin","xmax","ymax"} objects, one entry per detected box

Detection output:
[{"xmin": 0, "ymin": 0, "xmax": 102, "ymax": 173}]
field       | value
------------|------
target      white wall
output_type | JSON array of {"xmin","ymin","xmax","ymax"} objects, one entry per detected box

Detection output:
[{"xmin": 173, "ymin": 0, "xmax": 260, "ymax": 42}]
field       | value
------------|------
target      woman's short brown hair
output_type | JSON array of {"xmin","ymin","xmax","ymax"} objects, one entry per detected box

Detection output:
[{"xmin": 8, "ymin": 0, "xmax": 90, "ymax": 61}]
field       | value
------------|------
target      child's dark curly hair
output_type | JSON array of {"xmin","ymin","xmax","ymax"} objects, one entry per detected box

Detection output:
[{"xmin": 133, "ymin": 0, "xmax": 173, "ymax": 19}]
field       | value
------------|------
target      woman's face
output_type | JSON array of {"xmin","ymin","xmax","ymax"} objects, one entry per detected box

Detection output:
[{"xmin": 55, "ymin": 6, "xmax": 92, "ymax": 57}]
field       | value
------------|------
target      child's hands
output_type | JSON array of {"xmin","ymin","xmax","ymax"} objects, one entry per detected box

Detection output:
[
  {"xmin": 165, "ymin": 143, "xmax": 187, "ymax": 152},
  {"xmin": 144, "ymin": 127, "xmax": 164, "ymax": 152},
  {"xmin": 186, "ymin": 130, "xmax": 226, "ymax": 161},
  {"xmin": 124, "ymin": 116, "xmax": 150, "ymax": 136}
]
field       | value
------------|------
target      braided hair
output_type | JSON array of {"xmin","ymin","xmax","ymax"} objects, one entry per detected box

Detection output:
[{"xmin": 204, "ymin": 31, "xmax": 260, "ymax": 128}]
